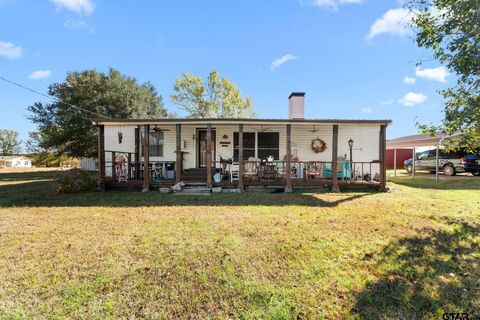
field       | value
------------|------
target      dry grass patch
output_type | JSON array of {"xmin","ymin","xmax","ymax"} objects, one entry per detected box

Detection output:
[{"xmin": 0, "ymin": 171, "xmax": 479, "ymax": 319}]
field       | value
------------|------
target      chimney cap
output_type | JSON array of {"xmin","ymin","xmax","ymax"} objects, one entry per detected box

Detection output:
[{"xmin": 288, "ymin": 92, "xmax": 305, "ymax": 99}]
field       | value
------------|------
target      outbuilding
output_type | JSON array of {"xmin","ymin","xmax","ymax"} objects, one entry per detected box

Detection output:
[{"xmin": 0, "ymin": 156, "xmax": 32, "ymax": 168}]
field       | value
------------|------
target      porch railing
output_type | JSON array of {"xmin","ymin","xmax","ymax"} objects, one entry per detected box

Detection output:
[
  {"xmin": 101, "ymin": 151, "xmax": 380, "ymax": 186},
  {"xmin": 211, "ymin": 160, "xmax": 380, "ymax": 184},
  {"xmin": 103, "ymin": 150, "xmax": 176, "ymax": 183}
]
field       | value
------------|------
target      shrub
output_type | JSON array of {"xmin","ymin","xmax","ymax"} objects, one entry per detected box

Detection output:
[
  {"xmin": 100, "ymin": 176, "xmax": 116, "ymax": 191},
  {"xmin": 56, "ymin": 170, "xmax": 98, "ymax": 193}
]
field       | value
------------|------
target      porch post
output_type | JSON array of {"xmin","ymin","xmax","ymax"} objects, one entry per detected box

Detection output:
[
  {"xmin": 331, "ymin": 124, "xmax": 340, "ymax": 192},
  {"xmin": 435, "ymin": 145, "xmax": 440, "ymax": 183},
  {"xmin": 134, "ymin": 126, "xmax": 140, "ymax": 179},
  {"xmin": 142, "ymin": 124, "xmax": 150, "ymax": 192},
  {"xmin": 379, "ymin": 124, "xmax": 387, "ymax": 191},
  {"xmin": 127, "ymin": 152, "xmax": 132, "ymax": 180},
  {"xmin": 285, "ymin": 124, "xmax": 293, "ymax": 193},
  {"xmin": 176, "ymin": 124, "xmax": 182, "ymax": 183},
  {"xmin": 206, "ymin": 123, "xmax": 212, "ymax": 189},
  {"xmin": 393, "ymin": 148, "xmax": 397, "ymax": 177},
  {"xmin": 98, "ymin": 125, "xmax": 105, "ymax": 191},
  {"xmin": 238, "ymin": 124, "xmax": 244, "ymax": 191},
  {"xmin": 111, "ymin": 151, "xmax": 116, "ymax": 181},
  {"xmin": 412, "ymin": 147, "xmax": 416, "ymax": 179}
]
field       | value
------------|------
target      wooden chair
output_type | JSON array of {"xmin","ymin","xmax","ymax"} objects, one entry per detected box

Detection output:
[
  {"xmin": 305, "ymin": 162, "xmax": 323, "ymax": 180},
  {"xmin": 230, "ymin": 163, "xmax": 239, "ymax": 182},
  {"xmin": 244, "ymin": 161, "xmax": 260, "ymax": 182}
]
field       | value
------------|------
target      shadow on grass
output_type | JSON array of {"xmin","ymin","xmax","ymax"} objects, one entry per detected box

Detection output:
[
  {"xmin": 0, "ymin": 177, "xmax": 372, "ymax": 208},
  {"xmin": 353, "ymin": 217, "xmax": 480, "ymax": 319},
  {"xmin": 391, "ymin": 176, "xmax": 480, "ymax": 191},
  {"xmin": 0, "ymin": 170, "xmax": 59, "ymax": 182}
]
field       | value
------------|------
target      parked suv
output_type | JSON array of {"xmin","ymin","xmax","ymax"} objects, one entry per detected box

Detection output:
[{"xmin": 404, "ymin": 149, "xmax": 480, "ymax": 176}]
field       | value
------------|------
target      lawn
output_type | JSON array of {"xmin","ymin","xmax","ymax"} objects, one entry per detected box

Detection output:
[{"xmin": 0, "ymin": 170, "xmax": 479, "ymax": 319}]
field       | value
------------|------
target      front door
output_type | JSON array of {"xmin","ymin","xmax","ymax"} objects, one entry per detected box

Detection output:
[{"xmin": 197, "ymin": 129, "xmax": 216, "ymax": 167}]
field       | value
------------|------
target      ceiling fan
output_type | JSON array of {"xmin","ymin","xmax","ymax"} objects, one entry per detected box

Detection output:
[
  {"xmin": 309, "ymin": 124, "xmax": 319, "ymax": 133},
  {"xmin": 259, "ymin": 124, "xmax": 271, "ymax": 132},
  {"xmin": 152, "ymin": 125, "xmax": 170, "ymax": 132}
]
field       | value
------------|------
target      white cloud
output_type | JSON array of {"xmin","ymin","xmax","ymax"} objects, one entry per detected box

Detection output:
[
  {"xmin": 0, "ymin": 41, "xmax": 22, "ymax": 59},
  {"xmin": 64, "ymin": 19, "xmax": 94, "ymax": 32},
  {"xmin": 415, "ymin": 66, "xmax": 449, "ymax": 83},
  {"xmin": 28, "ymin": 70, "xmax": 52, "ymax": 80},
  {"xmin": 367, "ymin": 8, "xmax": 413, "ymax": 40},
  {"xmin": 310, "ymin": 0, "xmax": 364, "ymax": 10},
  {"xmin": 403, "ymin": 76, "xmax": 416, "ymax": 85},
  {"xmin": 380, "ymin": 99, "xmax": 394, "ymax": 105},
  {"xmin": 361, "ymin": 107, "xmax": 373, "ymax": 114},
  {"xmin": 50, "ymin": 0, "xmax": 94, "ymax": 15},
  {"xmin": 270, "ymin": 54, "xmax": 298, "ymax": 70},
  {"xmin": 398, "ymin": 92, "xmax": 427, "ymax": 106}
]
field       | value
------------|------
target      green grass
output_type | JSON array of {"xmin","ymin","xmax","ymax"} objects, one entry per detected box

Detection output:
[{"xmin": 0, "ymin": 170, "xmax": 479, "ymax": 319}]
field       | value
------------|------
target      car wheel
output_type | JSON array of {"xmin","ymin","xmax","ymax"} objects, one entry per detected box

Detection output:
[
  {"xmin": 405, "ymin": 165, "xmax": 412, "ymax": 173},
  {"xmin": 443, "ymin": 164, "xmax": 456, "ymax": 176}
]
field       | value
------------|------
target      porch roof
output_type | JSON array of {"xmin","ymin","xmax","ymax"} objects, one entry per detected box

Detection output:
[
  {"xmin": 93, "ymin": 118, "xmax": 392, "ymax": 126},
  {"xmin": 386, "ymin": 132, "xmax": 463, "ymax": 149}
]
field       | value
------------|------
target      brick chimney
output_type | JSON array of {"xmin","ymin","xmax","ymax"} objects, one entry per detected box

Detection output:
[{"xmin": 288, "ymin": 92, "xmax": 305, "ymax": 119}]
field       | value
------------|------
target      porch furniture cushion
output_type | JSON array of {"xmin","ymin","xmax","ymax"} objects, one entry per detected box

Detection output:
[{"xmin": 305, "ymin": 162, "xmax": 324, "ymax": 178}]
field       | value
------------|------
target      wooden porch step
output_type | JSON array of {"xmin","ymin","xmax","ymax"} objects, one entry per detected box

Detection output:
[
  {"xmin": 184, "ymin": 182, "xmax": 207, "ymax": 186},
  {"xmin": 175, "ymin": 186, "xmax": 211, "ymax": 195}
]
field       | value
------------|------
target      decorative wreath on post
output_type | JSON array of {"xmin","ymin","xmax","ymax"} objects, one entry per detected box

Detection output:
[{"xmin": 311, "ymin": 138, "xmax": 327, "ymax": 153}]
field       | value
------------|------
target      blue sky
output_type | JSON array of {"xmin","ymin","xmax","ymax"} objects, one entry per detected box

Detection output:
[{"xmin": 0, "ymin": 0, "xmax": 451, "ymax": 143}]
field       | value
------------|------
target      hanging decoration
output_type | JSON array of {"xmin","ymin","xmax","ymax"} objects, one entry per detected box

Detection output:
[
  {"xmin": 118, "ymin": 126, "xmax": 123, "ymax": 144},
  {"xmin": 311, "ymin": 138, "xmax": 327, "ymax": 153},
  {"xmin": 118, "ymin": 131, "xmax": 123, "ymax": 144},
  {"xmin": 115, "ymin": 153, "xmax": 128, "ymax": 182}
]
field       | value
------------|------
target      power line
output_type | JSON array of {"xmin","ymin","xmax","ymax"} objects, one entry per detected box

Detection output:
[{"xmin": 0, "ymin": 75, "xmax": 111, "ymax": 119}]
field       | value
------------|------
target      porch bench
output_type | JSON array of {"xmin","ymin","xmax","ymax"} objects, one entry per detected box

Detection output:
[{"xmin": 322, "ymin": 161, "xmax": 351, "ymax": 180}]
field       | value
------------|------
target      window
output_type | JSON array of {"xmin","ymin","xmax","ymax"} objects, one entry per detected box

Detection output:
[
  {"xmin": 233, "ymin": 132, "xmax": 255, "ymax": 161},
  {"xmin": 257, "ymin": 132, "xmax": 279, "ymax": 160},
  {"xmin": 141, "ymin": 131, "xmax": 164, "ymax": 157},
  {"xmin": 233, "ymin": 132, "xmax": 280, "ymax": 161},
  {"xmin": 417, "ymin": 151, "xmax": 429, "ymax": 160}
]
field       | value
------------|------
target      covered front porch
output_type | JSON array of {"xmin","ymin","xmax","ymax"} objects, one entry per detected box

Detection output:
[{"xmin": 95, "ymin": 119, "xmax": 388, "ymax": 192}]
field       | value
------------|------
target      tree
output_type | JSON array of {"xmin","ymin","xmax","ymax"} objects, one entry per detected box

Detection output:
[
  {"xmin": 25, "ymin": 131, "xmax": 48, "ymax": 154},
  {"xmin": 406, "ymin": 0, "xmax": 480, "ymax": 149},
  {"xmin": 24, "ymin": 131, "xmax": 78, "ymax": 167},
  {"xmin": 0, "ymin": 129, "xmax": 22, "ymax": 156},
  {"xmin": 28, "ymin": 68, "xmax": 167, "ymax": 158},
  {"xmin": 171, "ymin": 69, "xmax": 256, "ymax": 118}
]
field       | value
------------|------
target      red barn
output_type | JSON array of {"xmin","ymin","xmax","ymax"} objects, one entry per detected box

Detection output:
[{"xmin": 386, "ymin": 148, "xmax": 412, "ymax": 169}]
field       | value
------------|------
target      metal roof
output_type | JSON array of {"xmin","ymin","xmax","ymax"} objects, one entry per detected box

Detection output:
[
  {"xmin": 93, "ymin": 118, "xmax": 392, "ymax": 126},
  {"xmin": 386, "ymin": 133, "xmax": 461, "ymax": 149}
]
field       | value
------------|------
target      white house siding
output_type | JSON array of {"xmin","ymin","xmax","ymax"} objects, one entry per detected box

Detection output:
[
  {"xmin": 104, "ymin": 125, "xmax": 136, "ymax": 154},
  {"xmin": 290, "ymin": 124, "xmax": 332, "ymax": 162},
  {"xmin": 103, "ymin": 123, "xmax": 382, "ymax": 176},
  {"xmin": 338, "ymin": 124, "xmax": 381, "ymax": 177}
]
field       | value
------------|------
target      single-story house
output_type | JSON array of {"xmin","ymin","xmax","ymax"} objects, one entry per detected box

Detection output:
[
  {"xmin": 0, "ymin": 156, "xmax": 32, "ymax": 168},
  {"xmin": 93, "ymin": 92, "xmax": 391, "ymax": 191}
]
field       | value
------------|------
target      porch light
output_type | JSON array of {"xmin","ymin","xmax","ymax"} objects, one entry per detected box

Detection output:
[
  {"xmin": 348, "ymin": 138, "xmax": 353, "ymax": 164},
  {"xmin": 348, "ymin": 138, "xmax": 354, "ymax": 148}
]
